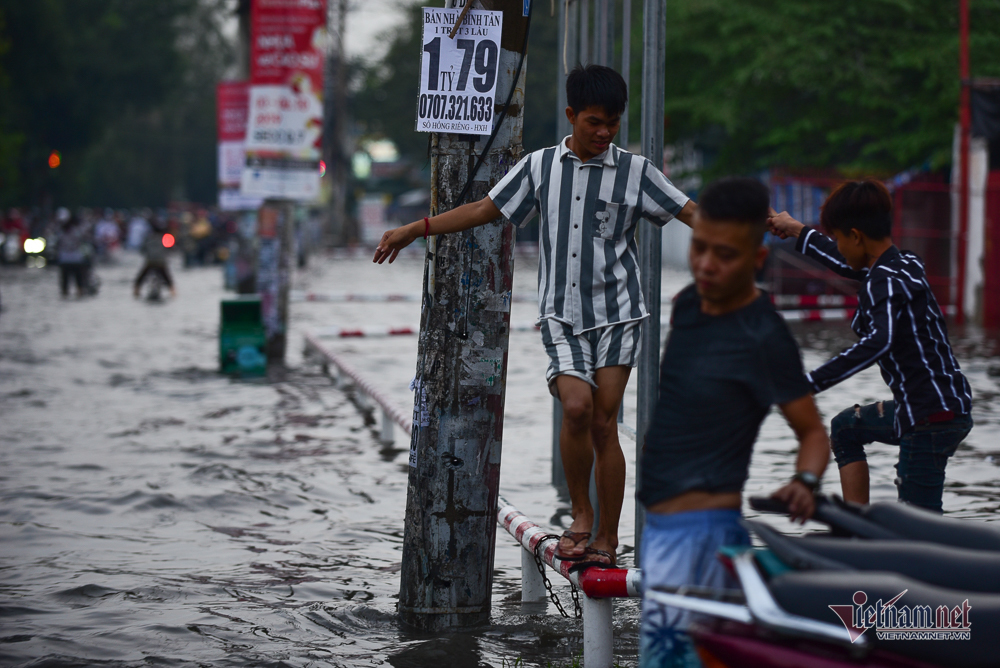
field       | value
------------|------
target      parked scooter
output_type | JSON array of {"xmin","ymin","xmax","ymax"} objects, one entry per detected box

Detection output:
[{"xmin": 647, "ymin": 496, "xmax": 1000, "ymax": 668}]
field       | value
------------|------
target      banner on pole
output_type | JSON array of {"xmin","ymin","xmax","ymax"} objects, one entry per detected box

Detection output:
[
  {"xmin": 217, "ymin": 81, "xmax": 264, "ymax": 211},
  {"xmin": 241, "ymin": 0, "xmax": 327, "ymax": 201},
  {"xmin": 415, "ymin": 7, "xmax": 502, "ymax": 134}
]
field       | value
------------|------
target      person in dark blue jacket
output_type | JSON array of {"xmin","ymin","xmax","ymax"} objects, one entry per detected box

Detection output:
[{"xmin": 768, "ymin": 180, "xmax": 973, "ymax": 512}]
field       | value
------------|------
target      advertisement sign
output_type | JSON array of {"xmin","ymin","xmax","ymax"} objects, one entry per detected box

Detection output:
[
  {"xmin": 416, "ymin": 7, "xmax": 502, "ymax": 134},
  {"xmin": 216, "ymin": 81, "xmax": 264, "ymax": 210},
  {"xmin": 241, "ymin": 0, "xmax": 327, "ymax": 201}
]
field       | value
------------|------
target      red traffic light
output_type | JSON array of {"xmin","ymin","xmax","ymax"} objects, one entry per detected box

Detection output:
[
  {"xmin": 48, "ymin": 151, "xmax": 62, "ymax": 168},
  {"xmin": 162, "ymin": 233, "xmax": 176, "ymax": 248}
]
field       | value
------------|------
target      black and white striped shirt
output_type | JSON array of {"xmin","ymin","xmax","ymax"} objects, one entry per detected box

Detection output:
[
  {"xmin": 489, "ymin": 138, "xmax": 689, "ymax": 335},
  {"xmin": 796, "ymin": 228, "xmax": 972, "ymax": 435}
]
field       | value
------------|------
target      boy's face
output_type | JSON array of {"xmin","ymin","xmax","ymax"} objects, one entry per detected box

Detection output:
[
  {"xmin": 566, "ymin": 105, "xmax": 620, "ymax": 156},
  {"xmin": 689, "ymin": 213, "xmax": 768, "ymax": 306},
  {"xmin": 831, "ymin": 228, "xmax": 867, "ymax": 270}
]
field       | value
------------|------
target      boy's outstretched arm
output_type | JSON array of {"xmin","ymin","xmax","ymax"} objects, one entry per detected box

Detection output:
[
  {"xmin": 676, "ymin": 200, "xmax": 697, "ymax": 228},
  {"xmin": 373, "ymin": 197, "xmax": 502, "ymax": 264},
  {"xmin": 770, "ymin": 394, "xmax": 830, "ymax": 522}
]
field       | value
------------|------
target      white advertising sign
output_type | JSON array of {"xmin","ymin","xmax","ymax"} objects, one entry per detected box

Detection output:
[
  {"xmin": 416, "ymin": 7, "xmax": 502, "ymax": 134},
  {"xmin": 241, "ymin": 84, "xmax": 323, "ymax": 200}
]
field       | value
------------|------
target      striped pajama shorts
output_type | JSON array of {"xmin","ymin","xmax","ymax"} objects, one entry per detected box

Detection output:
[{"xmin": 539, "ymin": 318, "xmax": 643, "ymax": 394}]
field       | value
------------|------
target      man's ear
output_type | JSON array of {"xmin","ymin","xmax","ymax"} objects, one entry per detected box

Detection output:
[
  {"xmin": 565, "ymin": 107, "xmax": 576, "ymax": 125},
  {"xmin": 848, "ymin": 228, "xmax": 865, "ymax": 245},
  {"xmin": 755, "ymin": 244, "xmax": 769, "ymax": 271}
]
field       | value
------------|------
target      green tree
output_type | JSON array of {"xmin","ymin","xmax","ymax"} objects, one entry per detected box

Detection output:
[
  {"xmin": 658, "ymin": 0, "xmax": 1000, "ymax": 176},
  {"xmin": 0, "ymin": 0, "xmax": 234, "ymax": 207}
]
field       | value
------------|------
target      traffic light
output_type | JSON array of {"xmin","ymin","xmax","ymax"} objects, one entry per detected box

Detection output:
[{"xmin": 48, "ymin": 151, "xmax": 61, "ymax": 169}]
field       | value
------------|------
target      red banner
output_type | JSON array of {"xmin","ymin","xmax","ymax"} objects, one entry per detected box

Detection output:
[
  {"xmin": 251, "ymin": 0, "xmax": 327, "ymax": 92},
  {"xmin": 217, "ymin": 81, "xmax": 250, "ymax": 142}
]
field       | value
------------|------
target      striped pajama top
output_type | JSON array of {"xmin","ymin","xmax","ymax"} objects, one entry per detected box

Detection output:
[
  {"xmin": 488, "ymin": 137, "xmax": 689, "ymax": 335},
  {"xmin": 796, "ymin": 228, "xmax": 973, "ymax": 435}
]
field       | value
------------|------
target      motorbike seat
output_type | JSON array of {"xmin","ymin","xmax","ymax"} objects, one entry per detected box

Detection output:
[
  {"xmin": 747, "ymin": 520, "xmax": 1000, "ymax": 593},
  {"xmin": 860, "ymin": 502, "xmax": 1000, "ymax": 551},
  {"xmin": 769, "ymin": 570, "xmax": 999, "ymax": 668}
]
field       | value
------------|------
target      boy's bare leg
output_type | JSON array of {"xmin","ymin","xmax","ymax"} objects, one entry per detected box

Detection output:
[
  {"xmin": 589, "ymin": 365, "xmax": 631, "ymax": 562},
  {"xmin": 555, "ymin": 367, "xmax": 630, "ymax": 561},
  {"xmin": 556, "ymin": 375, "xmax": 597, "ymax": 557},
  {"xmin": 839, "ymin": 460, "xmax": 870, "ymax": 505}
]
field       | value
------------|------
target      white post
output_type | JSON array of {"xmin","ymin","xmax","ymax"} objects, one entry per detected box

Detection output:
[
  {"xmin": 381, "ymin": 409, "xmax": 394, "ymax": 444},
  {"xmin": 520, "ymin": 546, "xmax": 546, "ymax": 603},
  {"xmin": 582, "ymin": 594, "xmax": 614, "ymax": 668}
]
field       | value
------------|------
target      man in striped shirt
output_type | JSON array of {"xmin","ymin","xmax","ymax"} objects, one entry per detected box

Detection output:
[
  {"xmin": 769, "ymin": 180, "xmax": 973, "ymax": 512},
  {"xmin": 374, "ymin": 65, "xmax": 695, "ymax": 564}
]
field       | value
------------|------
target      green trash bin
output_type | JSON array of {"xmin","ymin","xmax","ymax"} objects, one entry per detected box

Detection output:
[{"xmin": 220, "ymin": 296, "xmax": 267, "ymax": 376}]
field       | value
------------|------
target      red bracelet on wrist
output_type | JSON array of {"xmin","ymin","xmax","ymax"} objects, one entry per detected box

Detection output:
[{"xmin": 423, "ymin": 217, "xmax": 430, "ymax": 239}]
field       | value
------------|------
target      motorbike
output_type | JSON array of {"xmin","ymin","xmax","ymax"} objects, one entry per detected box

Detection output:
[{"xmin": 646, "ymin": 496, "xmax": 1000, "ymax": 668}]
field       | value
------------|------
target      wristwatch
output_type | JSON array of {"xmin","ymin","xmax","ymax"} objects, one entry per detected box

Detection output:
[{"xmin": 792, "ymin": 470, "xmax": 820, "ymax": 493}]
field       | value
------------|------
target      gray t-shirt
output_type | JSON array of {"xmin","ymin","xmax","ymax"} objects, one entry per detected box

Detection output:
[{"xmin": 638, "ymin": 286, "xmax": 812, "ymax": 507}]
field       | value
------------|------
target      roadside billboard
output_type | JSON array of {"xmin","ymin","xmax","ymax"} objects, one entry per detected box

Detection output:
[
  {"xmin": 241, "ymin": 0, "xmax": 327, "ymax": 201},
  {"xmin": 217, "ymin": 81, "xmax": 264, "ymax": 211}
]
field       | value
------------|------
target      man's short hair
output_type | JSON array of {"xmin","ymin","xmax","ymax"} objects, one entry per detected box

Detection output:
[
  {"xmin": 566, "ymin": 64, "xmax": 628, "ymax": 116},
  {"xmin": 820, "ymin": 180, "xmax": 892, "ymax": 240},
  {"xmin": 698, "ymin": 177, "xmax": 770, "ymax": 244}
]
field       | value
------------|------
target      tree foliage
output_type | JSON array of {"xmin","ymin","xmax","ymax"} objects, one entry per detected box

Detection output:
[
  {"xmin": 0, "ymin": 0, "xmax": 235, "ymax": 207},
  {"xmin": 659, "ymin": 0, "xmax": 1000, "ymax": 176}
]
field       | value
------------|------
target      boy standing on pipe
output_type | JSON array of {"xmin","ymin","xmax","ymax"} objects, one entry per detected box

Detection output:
[
  {"xmin": 638, "ymin": 177, "xmax": 829, "ymax": 667},
  {"xmin": 375, "ymin": 64, "xmax": 695, "ymax": 566},
  {"xmin": 768, "ymin": 181, "xmax": 973, "ymax": 513}
]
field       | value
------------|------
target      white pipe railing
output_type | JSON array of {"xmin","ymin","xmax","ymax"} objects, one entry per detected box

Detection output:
[
  {"xmin": 498, "ymin": 496, "xmax": 642, "ymax": 668},
  {"xmin": 303, "ymin": 332, "xmax": 411, "ymax": 441}
]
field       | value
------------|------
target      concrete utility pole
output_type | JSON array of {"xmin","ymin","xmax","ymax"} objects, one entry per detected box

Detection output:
[
  {"xmin": 634, "ymin": 0, "xmax": 666, "ymax": 566},
  {"xmin": 398, "ymin": 0, "xmax": 530, "ymax": 630}
]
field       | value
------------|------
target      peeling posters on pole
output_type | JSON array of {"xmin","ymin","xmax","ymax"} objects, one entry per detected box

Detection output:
[
  {"xmin": 416, "ymin": 7, "xmax": 502, "ymax": 135},
  {"xmin": 241, "ymin": 0, "xmax": 327, "ymax": 201}
]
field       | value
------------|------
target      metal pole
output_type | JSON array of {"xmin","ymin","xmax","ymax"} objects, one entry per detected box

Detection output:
[
  {"xmin": 635, "ymin": 0, "xmax": 666, "ymax": 566},
  {"xmin": 557, "ymin": 0, "xmax": 571, "ymax": 140},
  {"xmin": 582, "ymin": 595, "xmax": 614, "ymax": 668},
  {"xmin": 619, "ymin": 0, "xmax": 630, "ymax": 147},
  {"xmin": 957, "ymin": 0, "xmax": 970, "ymax": 324},
  {"xmin": 398, "ymin": 0, "xmax": 529, "ymax": 631},
  {"xmin": 520, "ymin": 547, "xmax": 547, "ymax": 603},
  {"xmin": 579, "ymin": 0, "xmax": 590, "ymax": 64},
  {"xmin": 594, "ymin": 0, "xmax": 613, "ymax": 67}
]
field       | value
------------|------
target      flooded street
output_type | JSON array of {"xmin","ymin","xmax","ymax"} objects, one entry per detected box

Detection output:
[{"xmin": 2, "ymin": 250, "xmax": 999, "ymax": 667}]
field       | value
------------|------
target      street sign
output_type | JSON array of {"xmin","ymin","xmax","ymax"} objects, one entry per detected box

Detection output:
[
  {"xmin": 241, "ymin": 0, "xmax": 327, "ymax": 201},
  {"xmin": 416, "ymin": 7, "xmax": 503, "ymax": 135},
  {"xmin": 217, "ymin": 81, "xmax": 264, "ymax": 211}
]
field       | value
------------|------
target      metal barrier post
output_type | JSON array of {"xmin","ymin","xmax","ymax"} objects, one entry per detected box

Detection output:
[
  {"xmin": 380, "ymin": 409, "xmax": 394, "ymax": 444},
  {"xmin": 520, "ymin": 546, "xmax": 546, "ymax": 603},
  {"xmin": 582, "ymin": 594, "xmax": 614, "ymax": 668}
]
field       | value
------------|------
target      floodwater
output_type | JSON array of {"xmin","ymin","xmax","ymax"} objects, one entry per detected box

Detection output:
[{"xmin": 2, "ymin": 250, "xmax": 999, "ymax": 667}]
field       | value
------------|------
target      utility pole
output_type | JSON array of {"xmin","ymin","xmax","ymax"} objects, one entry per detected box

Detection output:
[
  {"xmin": 398, "ymin": 0, "xmax": 530, "ymax": 631},
  {"xmin": 620, "ymin": 0, "xmax": 630, "ymax": 147},
  {"xmin": 634, "ymin": 0, "xmax": 666, "ymax": 566},
  {"xmin": 328, "ymin": 0, "xmax": 350, "ymax": 246},
  {"xmin": 957, "ymin": 0, "xmax": 970, "ymax": 324}
]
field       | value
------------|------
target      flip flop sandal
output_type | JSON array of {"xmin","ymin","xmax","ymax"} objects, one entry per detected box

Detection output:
[
  {"xmin": 567, "ymin": 547, "xmax": 617, "ymax": 572},
  {"xmin": 553, "ymin": 530, "xmax": 592, "ymax": 561}
]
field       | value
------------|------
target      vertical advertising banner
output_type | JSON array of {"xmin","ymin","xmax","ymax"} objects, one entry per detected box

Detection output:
[
  {"xmin": 217, "ymin": 81, "xmax": 264, "ymax": 211},
  {"xmin": 416, "ymin": 7, "xmax": 502, "ymax": 134},
  {"xmin": 241, "ymin": 0, "xmax": 327, "ymax": 201}
]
